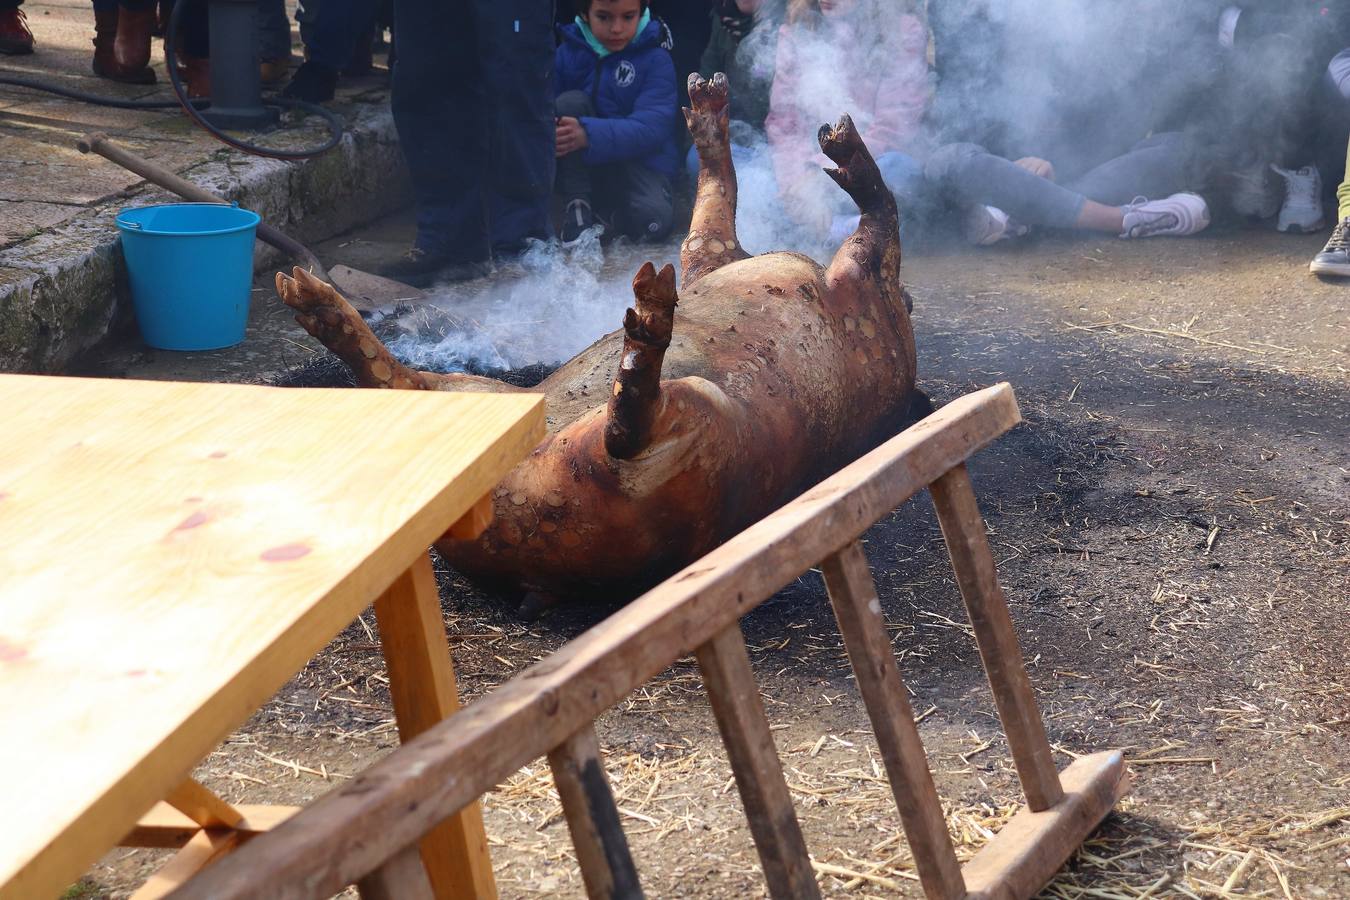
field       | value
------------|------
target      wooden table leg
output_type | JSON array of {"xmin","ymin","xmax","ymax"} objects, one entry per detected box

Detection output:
[
  {"xmin": 128, "ymin": 829, "xmax": 241, "ymax": 900},
  {"xmin": 373, "ymin": 552, "xmax": 498, "ymax": 900}
]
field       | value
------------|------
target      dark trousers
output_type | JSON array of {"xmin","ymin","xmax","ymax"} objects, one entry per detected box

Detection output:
[
  {"xmin": 925, "ymin": 132, "xmax": 1209, "ymax": 230},
  {"xmin": 555, "ymin": 90, "xmax": 675, "ymax": 241},
  {"xmin": 296, "ymin": 0, "xmax": 376, "ymax": 71},
  {"xmin": 90, "ymin": 0, "xmax": 156, "ymax": 12},
  {"xmin": 392, "ymin": 0, "xmax": 555, "ymax": 259},
  {"xmin": 88, "ymin": 0, "xmax": 286, "ymax": 57}
]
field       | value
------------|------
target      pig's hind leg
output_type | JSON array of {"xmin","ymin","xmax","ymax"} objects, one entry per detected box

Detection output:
[
  {"xmin": 276, "ymin": 267, "xmax": 515, "ymax": 392},
  {"xmin": 819, "ymin": 115, "xmax": 907, "ymax": 311},
  {"xmin": 681, "ymin": 73, "xmax": 750, "ymax": 286}
]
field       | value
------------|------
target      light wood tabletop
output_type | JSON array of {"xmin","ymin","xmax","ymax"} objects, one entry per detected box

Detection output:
[{"xmin": 0, "ymin": 374, "xmax": 544, "ymax": 899}]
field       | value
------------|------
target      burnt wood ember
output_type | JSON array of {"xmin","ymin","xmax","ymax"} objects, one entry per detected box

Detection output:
[{"xmin": 273, "ymin": 73, "xmax": 920, "ymax": 603}]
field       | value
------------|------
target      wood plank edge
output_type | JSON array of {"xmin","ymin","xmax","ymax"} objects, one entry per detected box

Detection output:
[{"xmin": 961, "ymin": 751, "xmax": 1129, "ymax": 900}]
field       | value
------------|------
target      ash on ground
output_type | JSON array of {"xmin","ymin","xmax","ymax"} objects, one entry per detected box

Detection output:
[{"xmin": 265, "ymin": 351, "xmax": 557, "ymax": 390}]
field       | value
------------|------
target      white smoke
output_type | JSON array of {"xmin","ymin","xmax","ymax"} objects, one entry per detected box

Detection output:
[
  {"xmin": 928, "ymin": 0, "xmax": 1226, "ymax": 176},
  {"xmin": 384, "ymin": 227, "xmax": 677, "ymax": 373}
]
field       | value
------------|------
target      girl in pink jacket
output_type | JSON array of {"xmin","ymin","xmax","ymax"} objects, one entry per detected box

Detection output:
[{"xmin": 765, "ymin": 0, "xmax": 933, "ymax": 234}]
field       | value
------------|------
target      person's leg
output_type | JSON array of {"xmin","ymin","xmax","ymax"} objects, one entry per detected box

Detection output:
[
  {"xmin": 90, "ymin": 0, "xmax": 156, "ymax": 82},
  {"xmin": 555, "ymin": 90, "xmax": 596, "ymax": 197},
  {"xmin": 555, "ymin": 89, "xmax": 599, "ymax": 241},
  {"xmin": 386, "ymin": 0, "xmax": 489, "ymax": 280},
  {"xmin": 1309, "ymin": 134, "xmax": 1350, "ymax": 276},
  {"xmin": 874, "ymin": 151, "xmax": 940, "ymax": 243},
  {"xmin": 926, "ymin": 142, "xmax": 1210, "ymax": 239},
  {"xmin": 1065, "ymin": 133, "xmax": 1211, "ymax": 207},
  {"xmin": 477, "ymin": 0, "xmax": 554, "ymax": 255},
  {"xmin": 1339, "ymin": 137, "xmax": 1350, "ymax": 224},
  {"xmin": 285, "ymin": 0, "xmax": 376, "ymax": 100},
  {"xmin": 256, "ymin": 0, "xmax": 291, "ymax": 68},
  {"xmin": 925, "ymin": 142, "xmax": 1087, "ymax": 229},
  {"xmin": 613, "ymin": 164, "xmax": 676, "ymax": 242},
  {"xmin": 297, "ymin": 0, "xmax": 373, "ymax": 72},
  {"xmin": 0, "ymin": 0, "xmax": 33, "ymax": 56},
  {"xmin": 295, "ymin": 0, "xmax": 317, "ymax": 47}
]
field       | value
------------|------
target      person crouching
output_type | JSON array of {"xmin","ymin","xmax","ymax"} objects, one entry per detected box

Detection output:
[{"xmin": 554, "ymin": 0, "xmax": 679, "ymax": 244}]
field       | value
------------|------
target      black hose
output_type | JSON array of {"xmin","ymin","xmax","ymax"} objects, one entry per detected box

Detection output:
[
  {"xmin": 0, "ymin": 75, "xmax": 201, "ymax": 109},
  {"xmin": 163, "ymin": 0, "xmax": 344, "ymax": 160}
]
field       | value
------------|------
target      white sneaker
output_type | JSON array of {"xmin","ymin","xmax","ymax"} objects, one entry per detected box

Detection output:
[
  {"xmin": 1229, "ymin": 160, "xmax": 1281, "ymax": 219},
  {"xmin": 1272, "ymin": 164, "xmax": 1325, "ymax": 234},
  {"xmin": 1120, "ymin": 193, "xmax": 1211, "ymax": 239},
  {"xmin": 964, "ymin": 205, "xmax": 1028, "ymax": 246}
]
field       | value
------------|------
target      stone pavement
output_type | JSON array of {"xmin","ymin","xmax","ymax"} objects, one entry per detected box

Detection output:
[{"xmin": 0, "ymin": 0, "xmax": 409, "ymax": 372}]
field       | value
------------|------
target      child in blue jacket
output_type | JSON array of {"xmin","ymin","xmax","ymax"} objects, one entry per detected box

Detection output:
[{"xmin": 555, "ymin": 0, "xmax": 680, "ymax": 243}]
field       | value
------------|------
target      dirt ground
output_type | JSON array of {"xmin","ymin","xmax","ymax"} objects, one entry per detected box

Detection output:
[{"xmin": 74, "ymin": 215, "xmax": 1348, "ymax": 898}]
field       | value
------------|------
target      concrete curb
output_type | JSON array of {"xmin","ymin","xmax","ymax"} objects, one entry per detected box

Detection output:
[{"xmin": 0, "ymin": 101, "xmax": 409, "ymax": 373}]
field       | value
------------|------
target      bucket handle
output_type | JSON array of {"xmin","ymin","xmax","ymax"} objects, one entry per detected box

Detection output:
[{"xmin": 119, "ymin": 201, "xmax": 240, "ymax": 230}]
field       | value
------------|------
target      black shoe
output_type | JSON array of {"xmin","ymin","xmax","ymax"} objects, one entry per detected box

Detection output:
[
  {"xmin": 281, "ymin": 61, "xmax": 339, "ymax": 104},
  {"xmin": 560, "ymin": 198, "xmax": 599, "ymax": 245},
  {"xmin": 1310, "ymin": 217, "xmax": 1350, "ymax": 277}
]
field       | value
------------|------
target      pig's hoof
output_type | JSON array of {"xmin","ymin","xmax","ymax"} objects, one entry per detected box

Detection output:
[
  {"xmin": 275, "ymin": 266, "xmax": 339, "ymax": 314},
  {"xmin": 817, "ymin": 113, "xmax": 865, "ymax": 162},
  {"xmin": 688, "ymin": 71, "xmax": 729, "ymax": 114},
  {"xmin": 818, "ymin": 114, "xmax": 887, "ymax": 212},
  {"xmin": 683, "ymin": 73, "xmax": 730, "ymax": 157},
  {"xmin": 628, "ymin": 261, "xmax": 678, "ymax": 347}
]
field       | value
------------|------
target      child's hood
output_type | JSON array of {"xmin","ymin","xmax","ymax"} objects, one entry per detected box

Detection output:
[{"xmin": 560, "ymin": 14, "xmax": 671, "ymax": 60}]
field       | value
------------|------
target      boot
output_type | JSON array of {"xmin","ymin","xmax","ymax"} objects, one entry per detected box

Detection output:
[
  {"xmin": 260, "ymin": 56, "xmax": 290, "ymax": 85},
  {"xmin": 178, "ymin": 53, "xmax": 210, "ymax": 98},
  {"xmin": 0, "ymin": 7, "xmax": 34, "ymax": 55},
  {"xmin": 92, "ymin": 5, "xmax": 156, "ymax": 84}
]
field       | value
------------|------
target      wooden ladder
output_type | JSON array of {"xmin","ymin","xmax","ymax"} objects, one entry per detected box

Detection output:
[{"xmin": 169, "ymin": 383, "xmax": 1128, "ymax": 900}]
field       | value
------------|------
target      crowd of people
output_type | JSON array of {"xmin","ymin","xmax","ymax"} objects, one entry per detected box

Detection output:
[
  {"xmin": 4, "ymin": 0, "xmax": 1350, "ymax": 284},
  {"xmin": 376, "ymin": 0, "xmax": 1350, "ymax": 286}
]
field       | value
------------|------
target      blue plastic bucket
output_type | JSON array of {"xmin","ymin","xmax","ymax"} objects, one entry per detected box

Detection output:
[{"xmin": 116, "ymin": 203, "xmax": 261, "ymax": 350}]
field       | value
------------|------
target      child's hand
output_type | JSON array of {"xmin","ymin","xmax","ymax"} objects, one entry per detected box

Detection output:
[
  {"xmin": 1014, "ymin": 157, "xmax": 1056, "ymax": 182},
  {"xmin": 556, "ymin": 117, "xmax": 589, "ymax": 157}
]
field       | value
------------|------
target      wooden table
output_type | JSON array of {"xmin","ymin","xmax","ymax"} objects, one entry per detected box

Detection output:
[{"xmin": 0, "ymin": 374, "xmax": 544, "ymax": 900}]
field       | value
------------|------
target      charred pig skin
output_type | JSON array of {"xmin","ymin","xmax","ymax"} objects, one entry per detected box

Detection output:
[{"xmin": 274, "ymin": 73, "xmax": 918, "ymax": 602}]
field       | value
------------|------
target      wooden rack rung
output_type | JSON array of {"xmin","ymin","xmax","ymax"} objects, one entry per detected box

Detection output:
[
  {"xmin": 547, "ymin": 725, "xmax": 644, "ymax": 900},
  {"xmin": 821, "ymin": 541, "xmax": 966, "ymax": 900},
  {"xmin": 695, "ymin": 625, "xmax": 821, "ymax": 900},
  {"xmin": 356, "ymin": 844, "xmax": 434, "ymax": 900},
  {"xmin": 930, "ymin": 464, "xmax": 1064, "ymax": 812}
]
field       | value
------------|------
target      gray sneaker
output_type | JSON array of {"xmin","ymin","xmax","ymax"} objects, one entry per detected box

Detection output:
[
  {"xmin": 1120, "ymin": 193, "xmax": 1211, "ymax": 239},
  {"xmin": 1310, "ymin": 217, "xmax": 1350, "ymax": 277}
]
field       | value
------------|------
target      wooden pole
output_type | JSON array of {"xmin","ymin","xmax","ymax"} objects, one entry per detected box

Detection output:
[
  {"xmin": 547, "ymin": 725, "xmax": 644, "ymax": 899},
  {"xmin": 821, "ymin": 541, "xmax": 966, "ymax": 900},
  {"xmin": 929, "ymin": 464, "xmax": 1063, "ymax": 811},
  {"xmin": 356, "ymin": 844, "xmax": 435, "ymax": 900},
  {"xmin": 695, "ymin": 625, "xmax": 821, "ymax": 900},
  {"xmin": 373, "ymin": 554, "xmax": 498, "ymax": 899}
]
